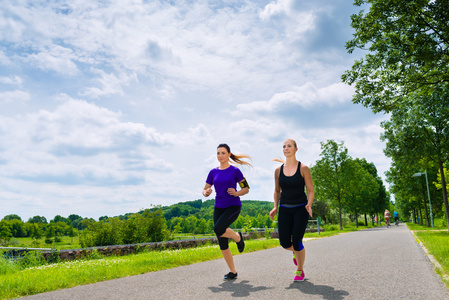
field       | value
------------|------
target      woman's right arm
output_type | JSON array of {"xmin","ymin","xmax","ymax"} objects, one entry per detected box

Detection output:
[
  {"xmin": 269, "ymin": 167, "xmax": 281, "ymax": 220},
  {"xmin": 202, "ymin": 183, "xmax": 213, "ymax": 197}
]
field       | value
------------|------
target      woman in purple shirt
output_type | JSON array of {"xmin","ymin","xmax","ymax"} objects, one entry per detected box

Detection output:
[{"xmin": 203, "ymin": 143, "xmax": 251, "ymax": 280}]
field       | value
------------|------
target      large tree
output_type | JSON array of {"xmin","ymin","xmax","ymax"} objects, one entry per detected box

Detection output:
[
  {"xmin": 342, "ymin": 0, "xmax": 449, "ymax": 111},
  {"xmin": 312, "ymin": 140, "xmax": 350, "ymax": 230},
  {"xmin": 341, "ymin": 158, "xmax": 380, "ymax": 227}
]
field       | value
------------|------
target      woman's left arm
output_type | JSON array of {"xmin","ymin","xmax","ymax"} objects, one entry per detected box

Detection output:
[
  {"xmin": 302, "ymin": 165, "xmax": 314, "ymax": 217},
  {"xmin": 227, "ymin": 179, "xmax": 249, "ymax": 197}
]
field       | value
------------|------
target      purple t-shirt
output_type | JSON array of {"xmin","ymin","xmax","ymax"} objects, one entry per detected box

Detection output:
[{"xmin": 206, "ymin": 165, "xmax": 245, "ymax": 208}]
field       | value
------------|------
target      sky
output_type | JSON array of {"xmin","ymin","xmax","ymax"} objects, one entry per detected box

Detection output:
[{"xmin": 0, "ymin": 0, "xmax": 390, "ymax": 222}]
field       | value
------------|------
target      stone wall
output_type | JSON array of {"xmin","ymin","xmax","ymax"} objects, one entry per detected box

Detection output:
[
  {"xmin": 41, "ymin": 237, "xmax": 220, "ymax": 261},
  {"xmin": 40, "ymin": 229, "xmax": 322, "ymax": 261}
]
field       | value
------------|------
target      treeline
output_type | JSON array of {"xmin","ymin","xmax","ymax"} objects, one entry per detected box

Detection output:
[
  {"xmin": 0, "ymin": 200, "xmax": 276, "ymax": 247},
  {"xmin": 341, "ymin": 0, "xmax": 449, "ymax": 229},
  {"xmin": 311, "ymin": 140, "xmax": 390, "ymax": 230},
  {"xmin": 0, "ymin": 214, "xmax": 90, "ymax": 245}
]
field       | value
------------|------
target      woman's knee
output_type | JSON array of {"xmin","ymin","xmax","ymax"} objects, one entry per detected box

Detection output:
[
  {"xmin": 280, "ymin": 239, "xmax": 292, "ymax": 249},
  {"xmin": 218, "ymin": 238, "xmax": 229, "ymax": 250},
  {"xmin": 292, "ymin": 239, "xmax": 304, "ymax": 251},
  {"xmin": 214, "ymin": 225, "xmax": 226, "ymax": 237}
]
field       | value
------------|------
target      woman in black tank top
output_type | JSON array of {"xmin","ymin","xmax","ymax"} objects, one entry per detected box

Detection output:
[{"xmin": 269, "ymin": 139, "xmax": 315, "ymax": 282}]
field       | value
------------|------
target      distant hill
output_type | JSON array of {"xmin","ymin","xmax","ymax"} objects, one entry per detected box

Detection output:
[{"xmin": 160, "ymin": 199, "xmax": 274, "ymax": 220}]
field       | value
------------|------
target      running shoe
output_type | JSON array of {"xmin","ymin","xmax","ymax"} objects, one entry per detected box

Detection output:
[
  {"xmin": 293, "ymin": 253, "xmax": 297, "ymax": 266},
  {"xmin": 237, "ymin": 232, "xmax": 245, "ymax": 253},
  {"xmin": 224, "ymin": 272, "xmax": 238, "ymax": 280},
  {"xmin": 293, "ymin": 270, "xmax": 305, "ymax": 282}
]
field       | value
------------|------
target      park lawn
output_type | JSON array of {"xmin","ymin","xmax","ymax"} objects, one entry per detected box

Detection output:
[{"xmin": 11, "ymin": 236, "xmax": 82, "ymax": 250}]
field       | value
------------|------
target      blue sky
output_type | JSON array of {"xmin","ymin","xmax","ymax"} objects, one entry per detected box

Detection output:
[{"xmin": 0, "ymin": 0, "xmax": 390, "ymax": 221}]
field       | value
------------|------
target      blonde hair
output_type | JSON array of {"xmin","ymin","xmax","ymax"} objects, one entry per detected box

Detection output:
[
  {"xmin": 272, "ymin": 139, "xmax": 298, "ymax": 163},
  {"xmin": 217, "ymin": 143, "xmax": 253, "ymax": 167}
]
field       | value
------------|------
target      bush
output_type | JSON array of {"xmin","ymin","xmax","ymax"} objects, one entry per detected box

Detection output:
[{"xmin": 323, "ymin": 224, "xmax": 339, "ymax": 231}]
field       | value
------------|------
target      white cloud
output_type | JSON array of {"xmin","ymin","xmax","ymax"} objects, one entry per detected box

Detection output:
[
  {"xmin": 24, "ymin": 45, "xmax": 79, "ymax": 75},
  {"xmin": 0, "ymin": 75, "xmax": 23, "ymax": 86},
  {"xmin": 259, "ymin": 0, "xmax": 294, "ymax": 20},
  {"xmin": 233, "ymin": 82, "xmax": 354, "ymax": 115},
  {"xmin": 80, "ymin": 69, "xmax": 138, "ymax": 98},
  {"xmin": 0, "ymin": 90, "xmax": 30, "ymax": 104}
]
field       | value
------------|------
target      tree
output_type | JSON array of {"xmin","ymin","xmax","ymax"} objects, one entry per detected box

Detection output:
[
  {"xmin": 28, "ymin": 215, "xmax": 48, "ymax": 224},
  {"xmin": 342, "ymin": 0, "xmax": 449, "ymax": 112},
  {"xmin": 380, "ymin": 90, "xmax": 449, "ymax": 229},
  {"xmin": 312, "ymin": 140, "xmax": 350, "ymax": 230},
  {"xmin": 341, "ymin": 159, "xmax": 380, "ymax": 227},
  {"xmin": 2, "ymin": 214, "xmax": 22, "ymax": 221},
  {"xmin": 0, "ymin": 220, "xmax": 12, "ymax": 245},
  {"xmin": 52, "ymin": 215, "xmax": 71, "ymax": 225},
  {"xmin": 354, "ymin": 158, "xmax": 389, "ymax": 225}
]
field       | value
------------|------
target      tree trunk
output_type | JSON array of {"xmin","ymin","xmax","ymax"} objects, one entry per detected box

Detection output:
[
  {"xmin": 419, "ymin": 207, "xmax": 423, "ymax": 225},
  {"xmin": 422, "ymin": 184, "xmax": 430, "ymax": 227},
  {"xmin": 364, "ymin": 214, "xmax": 368, "ymax": 226},
  {"xmin": 438, "ymin": 159, "xmax": 449, "ymax": 231},
  {"xmin": 338, "ymin": 195, "xmax": 343, "ymax": 230}
]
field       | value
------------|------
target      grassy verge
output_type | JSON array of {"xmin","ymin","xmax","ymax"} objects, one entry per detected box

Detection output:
[
  {"xmin": 407, "ymin": 223, "xmax": 449, "ymax": 288},
  {"xmin": 0, "ymin": 239, "xmax": 279, "ymax": 299}
]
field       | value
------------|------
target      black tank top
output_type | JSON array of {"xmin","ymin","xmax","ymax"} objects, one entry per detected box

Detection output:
[{"xmin": 279, "ymin": 162, "xmax": 307, "ymax": 205}]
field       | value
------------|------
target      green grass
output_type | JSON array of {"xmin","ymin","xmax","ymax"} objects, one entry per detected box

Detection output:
[
  {"xmin": 407, "ymin": 223, "xmax": 449, "ymax": 288},
  {"xmin": 10, "ymin": 236, "xmax": 82, "ymax": 250},
  {"xmin": 406, "ymin": 222, "xmax": 447, "ymax": 231},
  {"xmin": 0, "ymin": 239, "xmax": 280, "ymax": 299}
]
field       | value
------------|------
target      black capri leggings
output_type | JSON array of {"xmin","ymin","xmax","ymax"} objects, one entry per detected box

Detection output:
[
  {"xmin": 214, "ymin": 205, "xmax": 241, "ymax": 250},
  {"xmin": 278, "ymin": 204, "xmax": 309, "ymax": 251}
]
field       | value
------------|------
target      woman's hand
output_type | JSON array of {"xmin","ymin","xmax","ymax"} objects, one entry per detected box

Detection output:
[
  {"xmin": 269, "ymin": 207, "xmax": 278, "ymax": 220},
  {"xmin": 203, "ymin": 187, "xmax": 213, "ymax": 197},
  {"xmin": 227, "ymin": 188, "xmax": 238, "ymax": 196},
  {"xmin": 305, "ymin": 204, "xmax": 313, "ymax": 218}
]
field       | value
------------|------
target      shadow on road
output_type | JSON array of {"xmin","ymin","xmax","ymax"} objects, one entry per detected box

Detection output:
[
  {"xmin": 208, "ymin": 280, "xmax": 273, "ymax": 297},
  {"xmin": 286, "ymin": 280, "xmax": 349, "ymax": 300}
]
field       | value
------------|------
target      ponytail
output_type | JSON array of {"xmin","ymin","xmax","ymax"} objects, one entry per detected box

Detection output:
[
  {"xmin": 230, "ymin": 153, "xmax": 253, "ymax": 167},
  {"xmin": 272, "ymin": 158, "xmax": 285, "ymax": 163}
]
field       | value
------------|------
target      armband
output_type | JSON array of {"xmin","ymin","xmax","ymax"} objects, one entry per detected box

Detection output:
[{"xmin": 239, "ymin": 179, "xmax": 250, "ymax": 189}]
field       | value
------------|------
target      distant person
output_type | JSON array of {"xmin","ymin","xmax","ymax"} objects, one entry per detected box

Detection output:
[
  {"xmin": 270, "ymin": 139, "xmax": 314, "ymax": 282},
  {"xmin": 394, "ymin": 211, "xmax": 399, "ymax": 226},
  {"xmin": 384, "ymin": 209, "xmax": 391, "ymax": 227},
  {"xmin": 202, "ymin": 143, "xmax": 251, "ymax": 280}
]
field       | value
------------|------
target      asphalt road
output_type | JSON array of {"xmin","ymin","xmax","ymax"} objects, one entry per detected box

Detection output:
[{"xmin": 21, "ymin": 224, "xmax": 449, "ymax": 300}]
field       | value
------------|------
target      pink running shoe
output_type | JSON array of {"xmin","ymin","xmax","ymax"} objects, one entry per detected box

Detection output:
[
  {"xmin": 293, "ymin": 270, "xmax": 305, "ymax": 282},
  {"xmin": 293, "ymin": 253, "xmax": 297, "ymax": 266}
]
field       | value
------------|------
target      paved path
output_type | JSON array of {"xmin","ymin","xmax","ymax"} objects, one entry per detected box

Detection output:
[{"xmin": 22, "ymin": 224, "xmax": 449, "ymax": 299}]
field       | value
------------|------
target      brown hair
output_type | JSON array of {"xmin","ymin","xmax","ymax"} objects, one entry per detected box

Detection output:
[
  {"xmin": 217, "ymin": 143, "xmax": 253, "ymax": 167},
  {"xmin": 272, "ymin": 139, "xmax": 298, "ymax": 163}
]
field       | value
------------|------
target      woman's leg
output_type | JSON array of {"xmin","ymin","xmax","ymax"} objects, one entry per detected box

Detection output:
[
  {"xmin": 213, "ymin": 206, "xmax": 242, "ymax": 273},
  {"xmin": 291, "ymin": 206, "xmax": 309, "ymax": 272},
  {"xmin": 294, "ymin": 248, "xmax": 306, "ymax": 271},
  {"xmin": 221, "ymin": 248, "xmax": 236, "ymax": 273}
]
